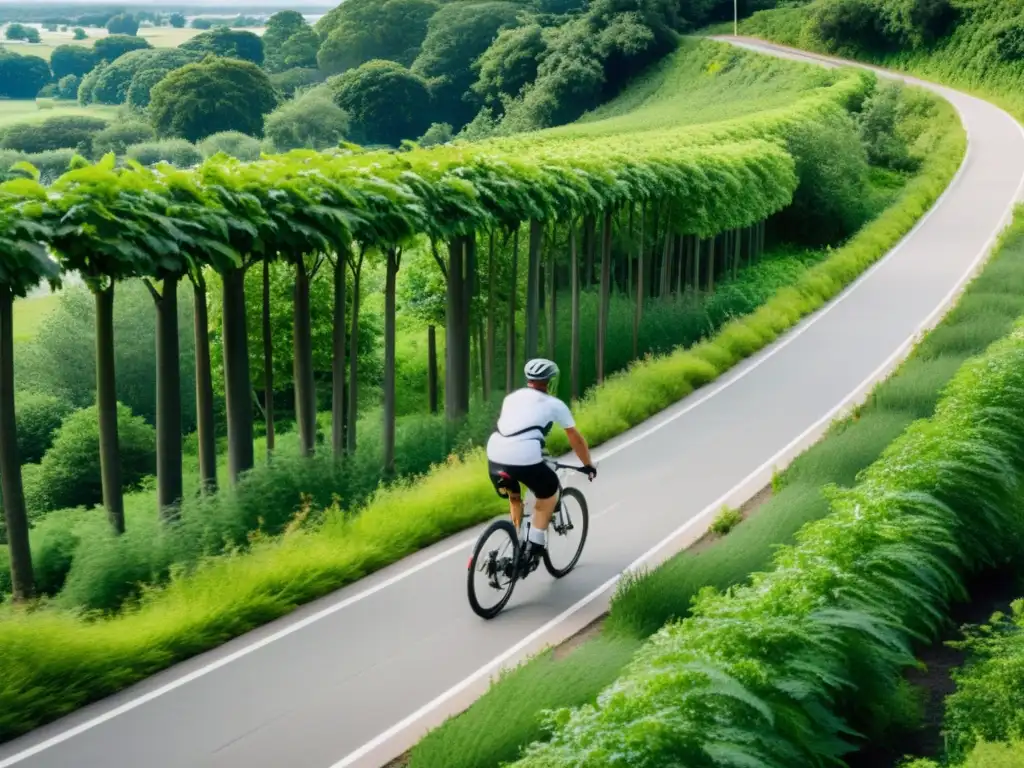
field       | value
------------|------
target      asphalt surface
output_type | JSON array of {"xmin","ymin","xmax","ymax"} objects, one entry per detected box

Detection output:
[{"xmin": 3, "ymin": 38, "xmax": 1024, "ymax": 768}]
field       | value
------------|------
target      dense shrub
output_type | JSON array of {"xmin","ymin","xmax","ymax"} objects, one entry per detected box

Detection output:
[
  {"xmin": 263, "ymin": 86, "xmax": 350, "ymax": 151},
  {"xmin": 329, "ymin": 59, "xmax": 432, "ymax": 146},
  {"xmin": 0, "ymin": 115, "xmax": 109, "ymax": 155},
  {"xmin": 33, "ymin": 403, "xmax": 156, "ymax": 513},
  {"xmin": 776, "ymin": 104, "xmax": 871, "ymax": 244},
  {"xmin": 812, "ymin": 0, "xmax": 890, "ymax": 52},
  {"xmin": 91, "ymin": 120, "xmax": 156, "ymax": 156},
  {"xmin": 268, "ymin": 66, "xmax": 323, "ymax": 98},
  {"xmin": 197, "ymin": 130, "xmax": 262, "ymax": 160},
  {"xmin": 14, "ymin": 392, "xmax": 74, "ymax": 464},
  {"xmin": 56, "ymin": 74, "xmax": 80, "ymax": 100},
  {"xmin": 124, "ymin": 139, "xmax": 203, "ymax": 167}
]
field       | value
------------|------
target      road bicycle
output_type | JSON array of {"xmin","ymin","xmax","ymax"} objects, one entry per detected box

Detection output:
[{"xmin": 466, "ymin": 457, "xmax": 591, "ymax": 619}]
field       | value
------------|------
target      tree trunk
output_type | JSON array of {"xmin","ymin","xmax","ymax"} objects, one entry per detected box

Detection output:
[
  {"xmin": 462, "ymin": 235, "xmax": 475, "ymax": 411},
  {"xmin": 293, "ymin": 257, "xmax": 316, "ymax": 458},
  {"xmin": 261, "ymin": 258, "xmax": 274, "ymax": 458},
  {"xmin": 346, "ymin": 251, "xmax": 363, "ymax": 453},
  {"xmin": 222, "ymin": 267, "xmax": 254, "ymax": 485},
  {"xmin": 694, "ymin": 237, "xmax": 702, "ymax": 291},
  {"xmin": 733, "ymin": 229, "xmax": 741, "ymax": 279},
  {"xmin": 547, "ymin": 232, "xmax": 557, "ymax": 359},
  {"xmin": 476, "ymin": 320, "xmax": 486, "ymax": 400},
  {"xmin": 94, "ymin": 284, "xmax": 124, "ymax": 532},
  {"xmin": 192, "ymin": 279, "xmax": 216, "ymax": 493},
  {"xmin": 675, "ymin": 235, "xmax": 684, "ymax": 295},
  {"xmin": 583, "ymin": 214, "xmax": 595, "ymax": 288},
  {"xmin": 332, "ymin": 255, "xmax": 346, "ymax": 457},
  {"xmin": 570, "ymin": 224, "xmax": 580, "ymax": 401},
  {"xmin": 706, "ymin": 235, "xmax": 716, "ymax": 292},
  {"xmin": 154, "ymin": 276, "xmax": 182, "ymax": 519},
  {"xmin": 633, "ymin": 205, "xmax": 645, "ymax": 358},
  {"xmin": 427, "ymin": 324, "xmax": 438, "ymax": 413},
  {"xmin": 485, "ymin": 229, "xmax": 495, "ymax": 399},
  {"xmin": 445, "ymin": 237, "xmax": 467, "ymax": 420},
  {"xmin": 0, "ymin": 287, "xmax": 32, "ymax": 600},
  {"xmin": 525, "ymin": 220, "xmax": 542, "ymax": 360},
  {"xmin": 597, "ymin": 209, "xmax": 612, "ymax": 384},
  {"xmin": 383, "ymin": 248, "xmax": 399, "ymax": 475},
  {"xmin": 659, "ymin": 230, "xmax": 671, "ymax": 298},
  {"xmin": 505, "ymin": 228, "xmax": 519, "ymax": 394}
]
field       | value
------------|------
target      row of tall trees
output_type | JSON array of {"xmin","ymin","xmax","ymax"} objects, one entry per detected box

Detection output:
[{"xmin": 0, "ymin": 133, "xmax": 793, "ymax": 602}]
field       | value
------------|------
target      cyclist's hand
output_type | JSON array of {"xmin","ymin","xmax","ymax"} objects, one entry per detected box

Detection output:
[{"xmin": 583, "ymin": 464, "xmax": 597, "ymax": 481}]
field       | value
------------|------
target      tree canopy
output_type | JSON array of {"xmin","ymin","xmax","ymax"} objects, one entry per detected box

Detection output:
[
  {"xmin": 180, "ymin": 28, "xmax": 265, "ymax": 65},
  {"xmin": 169, "ymin": 13, "xmax": 186, "ymax": 28},
  {"xmin": 89, "ymin": 48, "xmax": 200, "ymax": 105},
  {"xmin": 0, "ymin": 51, "xmax": 52, "ymax": 99},
  {"xmin": 92, "ymin": 35, "xmax": 152, "ymax": 65},
  {"xmin": 471, "ymin": 23, "xmax": 547, "ymax": 108},
  {"xmin": 411, "ymin": 1, "xmax": 522, "ymax": 128},
  {"xmin": 50, "ymin": 44, "xmax": 95, "ymax": 79},
  {"xmin": 316, "ymin": 0, "xmax": 440, "ymax": 75},
  {"xmin": 106, "ymin": 13, "xmax": 140, "ymax": 36},
  {"xmin": 329, "ymin": 59, "xmax": 432, "ymax": 147},
  {"xmin": 149, "ymin": 57, "xmax": 278, "ymax": 142}
]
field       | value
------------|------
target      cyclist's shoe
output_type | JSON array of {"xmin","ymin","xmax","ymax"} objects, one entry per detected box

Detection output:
[{"xmin": 520, "ymin": 542, "xmax": 543, "ymax": 577}]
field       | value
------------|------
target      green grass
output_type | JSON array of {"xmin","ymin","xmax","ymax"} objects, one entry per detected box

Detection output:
[
  {"xmin": 11, "ymin": 293, "xmax": 58, "ymax": 343},
  {"xmin": 0, "ymin": 100, "xmax": 119, "ymax": 129},
  {"xmin": 0, "ymin": 38, "xmax": 965, "ymax": 745}
]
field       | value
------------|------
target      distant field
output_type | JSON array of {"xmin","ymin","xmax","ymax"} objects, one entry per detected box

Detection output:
[
  {"xmin": 1, "ymin": 23, "xmax": 264, "ymax": 60},
  {"xmin": 0, "ymin": 100, "xmax": 119, "ymax": 128},
  {"xmin": 12, "ymin": 293, "xmax": 58, "ymax": 344}
]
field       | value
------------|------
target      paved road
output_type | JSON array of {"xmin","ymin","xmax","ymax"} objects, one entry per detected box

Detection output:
[{"xmin": 3, "ymin": 38, "xmax": 1024, "ymax": 768}]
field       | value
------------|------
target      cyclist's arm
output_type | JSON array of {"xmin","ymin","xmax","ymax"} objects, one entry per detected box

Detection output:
[{"xmin": 565, "ymin": 426, "xmax": 592, "ymax": 468}]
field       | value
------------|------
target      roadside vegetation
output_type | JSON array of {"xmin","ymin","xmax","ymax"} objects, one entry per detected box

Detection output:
[{"xmin": 0, "ymin": 34, "xmax": 964, "ymax": 743}]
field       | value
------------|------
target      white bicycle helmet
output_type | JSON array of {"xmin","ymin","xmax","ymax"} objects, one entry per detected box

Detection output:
[{"xmin": 524, "ymin": 358, "xmax": 559, "ymax": 381}]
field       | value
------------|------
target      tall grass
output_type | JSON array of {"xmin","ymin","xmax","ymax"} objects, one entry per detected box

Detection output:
[{"xmin": 506, "ymin": 274, "xmax": 1024, "ymax": 768}]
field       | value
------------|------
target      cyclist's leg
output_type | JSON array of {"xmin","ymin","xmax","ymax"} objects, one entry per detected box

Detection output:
[
  {"xmin": 519, "ymin": 463, "xmax": 559, "ymax": 552},
  {"xmin": 488, "ymin": 461, "xmax": 524, "ymax": 530}
]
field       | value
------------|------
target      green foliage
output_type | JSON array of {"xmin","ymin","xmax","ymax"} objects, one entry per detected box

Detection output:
[
  {"xmin": 13, "ymin": 391, "xmax": 73, "ymax": 464},
  {"xmin": 55, "ymin": 74, "xmax": 80, "ymax": 101},
  {"xmin": 262, "ymin": 9, "xmax": 308, "ymax": 53},
  {"xmin": 263, "ymin": 85, "xmax": 350, "ymax": 151},
  {"xmin": 124, "ymin": 139, "xmax": 202, "ymax": 167},
  {"xmin": 316, "ymin": 0, "xmax": 439, "ymax": 74},
  {"xmin": 106, "ymin": 13, "xmax": 139, "ymax": 36},
  {"xmin": 268, "ymin": 66, "xmax": 324, "ymax": 98},
  {"xmin": 0, "ymin": 50, "xmax": 53, "ymax": 100},
  {"xmin": 90, "ymin": 48, "xmax": 199, "ymax": 106},
  {"xmin": 329, "ymin": 59, "xmax": 433, "ymax": 146},
  {"xmin": 179, "ymin": 28, "xmax": 265, "ymax": 66},
  {"xmin": 169, "ymin": 13, "xmax": 185, "ymax": 28},
  {"xmin": 270, "ymin": 26, "xmax": 320, "ymax": 72},
  {"xmin": 471, "ymin": 23, "xmax": 547, "ymax": 107},
  {"xmin": 709, "ymin": 505, "xmax": 743, "ymax": 535},
  {"xmin": 72, "ymin": 27, "xmax": 87, "ymax": 40},
  {"xmin": 0, "ymin": 115, "xmax": 109, "ymax": 155},
  {"xmin": 33, "ymin": 402, "xmax": 155, "ymax": 514},
  {"xmin": 91, "ymin": 120, "xmax": 156, "ymax": 156},
  {"xmin": 92, "ymin": 35, "xmax": 152, "ymax": 65},
  {"xmin": 149, "ymin": 57, "xmax": 278, "ymax": 142},
  {"xmin": 940, "ymin": 601, "xmax": 1024, "ymax": 762},
  {"xmin": 5, "ymin": 23, "xmax": 40, "ymax": 43},
  {"xmin": 418, "ymin": 121, "xmax": 453, "ymax": 146},
  {"xmin": 411, "ymin": 1, "xmax": 522, "ymax": 127},
  {"xmin": 198, "ymin": 131, "xmax": 262, "ymax": 161},
  {"xmin": 50, "ymin": 44, "xmax": 96, "ymax": 79},
  {"xmin": 15, "ymin": 281, "xmax": 198, "ymax": 433}
]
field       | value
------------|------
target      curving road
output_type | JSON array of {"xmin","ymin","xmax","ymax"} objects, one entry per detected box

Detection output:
[{"xmin": 3, "ymin": 38, "xmax": 1024, "ymax": 768}]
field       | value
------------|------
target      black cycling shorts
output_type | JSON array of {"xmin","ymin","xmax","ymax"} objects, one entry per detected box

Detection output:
[{"xmin": 488, "ymin": 460, "xmax": 559, "ymax": 500}]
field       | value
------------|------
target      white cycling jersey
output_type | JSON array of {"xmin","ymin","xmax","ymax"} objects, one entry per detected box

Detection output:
[{"xmin": 486, "ymin": 387, "xmax": 575, "ymax": 466}]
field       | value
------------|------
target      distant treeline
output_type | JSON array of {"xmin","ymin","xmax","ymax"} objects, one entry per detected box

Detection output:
[{"xmin": 0, "ymin": 3, "xmax": 332, "ymax": 24}]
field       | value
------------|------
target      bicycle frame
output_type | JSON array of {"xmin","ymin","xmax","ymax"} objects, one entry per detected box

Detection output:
[{"xmin": 517, "ymin": 458, "xmax": 581, "ymax": 542}]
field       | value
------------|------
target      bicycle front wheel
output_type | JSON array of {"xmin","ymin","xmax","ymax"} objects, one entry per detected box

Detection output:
[
  {"xmin": 467, "ymin": 519, "xmax": 521, "ymax": 619},
  {"xmin": 543, "ymin": 486, "xmax": 589, "ymax": 578}
]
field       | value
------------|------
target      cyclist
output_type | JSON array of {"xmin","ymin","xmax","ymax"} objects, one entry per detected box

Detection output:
[{"xmin": 486, "ymin": 358, "xmax": 597, "ymax": 568}]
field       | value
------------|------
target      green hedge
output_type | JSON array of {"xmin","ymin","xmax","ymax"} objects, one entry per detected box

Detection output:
[{"xmin": 507, "ymin": 307, "xmax": 1024, "ymax": 767}]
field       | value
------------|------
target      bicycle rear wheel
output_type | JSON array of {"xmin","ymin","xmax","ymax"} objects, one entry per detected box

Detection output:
[
  {"xmin": 467, "ymin": 520, "xmax": 521, "ymax": 619},
  {"xmin": 543, "ymin": 486, "xmax": 589, "ymax": 578}
]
